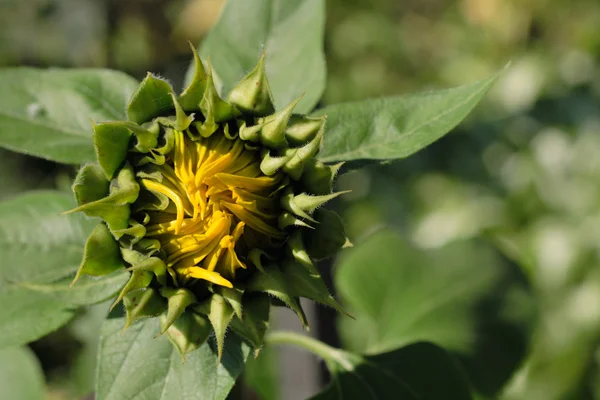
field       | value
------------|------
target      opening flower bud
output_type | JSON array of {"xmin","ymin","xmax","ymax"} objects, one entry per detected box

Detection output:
[{"xmin": 69, "ymin": 48, "xmax": 349, "ymax": 356}]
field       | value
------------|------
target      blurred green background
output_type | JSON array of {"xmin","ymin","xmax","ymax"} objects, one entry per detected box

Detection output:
[{"xmin": 1, "ymin": 0, "xmax": 600, "ymax": 399}]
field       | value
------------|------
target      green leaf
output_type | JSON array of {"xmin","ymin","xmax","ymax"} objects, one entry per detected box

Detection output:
[
  {"xmin": 0, "ymin": 190, "xmax": 95, "ymax": 286},
  {"xmin": 244, "ymin": 345, "xmax": 281, "ymax": 400},
  {"xmin": 0, "ymin": 191, "xmax": 101, "ymax": 348},
  {"xmin": 335, "ymin": 230, "xmax": 501, "ymax": 354},
  {"xmin": 17, "ymin": 272, "xmax": 128, "ymax": 307},
  {"xmin": 314, "ymin": 72, "xmax": 501, "ymax": 164},
  {"xmin": 0, "ymin": 149, "xmax": 59, "ymax": 202},
  {"xmin": 335, "ymin": 230, "xmax": 529, "ymax": 396},
  {"xmin": 0, "ymin": 346, "xmax": 45, "ymax": 400},
  {"xmin": 96, "ymin": 314, "xmax": 250, "ymax": 400},
  {"xmin": 0, "ymin": 68, "xmax": 138, "ymax": 164},
  {"xmin": 196, "ymin": 0, "xmax": 326, "ymax": 113},
  {"xmin": 64, "ymin": 302, "xmax": 110, "ymax": 397},
  {"xmin": 0, "ymin": 286, "xmax": 75, "ymax": 349},
  {"xmin": 311, "ymin": 342, "xmax": 472, "ymax": 400}
]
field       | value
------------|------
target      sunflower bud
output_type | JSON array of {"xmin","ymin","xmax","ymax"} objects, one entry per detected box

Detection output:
[{"xmin": 68, "ymin": 48, "xmax": 349, "ymax": 357}]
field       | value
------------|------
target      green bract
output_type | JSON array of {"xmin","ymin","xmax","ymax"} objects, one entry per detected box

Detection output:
[{"xmin": 69, "ymin": 46, "xmax": 349, "ymax": 358}]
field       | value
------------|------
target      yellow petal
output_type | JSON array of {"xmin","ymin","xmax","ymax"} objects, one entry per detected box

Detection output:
[{"xmin": 183, "ymin": 267, "xmax": 233, "ymax": 288}]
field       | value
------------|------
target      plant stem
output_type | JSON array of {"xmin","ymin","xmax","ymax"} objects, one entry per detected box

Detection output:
[{"xmin": 265, "ymin": 330, "xmax": 344, "ymax": 364}]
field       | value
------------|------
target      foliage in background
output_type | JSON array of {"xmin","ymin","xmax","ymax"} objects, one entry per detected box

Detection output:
[
  {"xmin": 329, "ymin": 0, "xmax": 600, "ymax": 399},
  {"xmin": 0, "ymin": 0, "xmax": 599, "ymax": 399}
]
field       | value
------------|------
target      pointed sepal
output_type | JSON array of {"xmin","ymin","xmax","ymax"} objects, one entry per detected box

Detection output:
[
  {"xmin": 286, "ymin": 230, "xmax": 318, "ymax": 274},
  {"xmin": 281, "ymin": 190, "xmax": 348, "ymax": 223},
  {"xmin": 229, "ymin": 293, "xmax": 270, "ymax": 349},
  {"xmin": 281, "ymin": 261, "xmax": 348, "ymax": 317},
  {"xmin": 156, "ymin": 94, "xmax": 195, "ymax": 132},
  {"xmin": 282, "ymin": 123, "xmax": 325, "ymax": 180},
  {"xmin": 92, "ymin": 122, "xmax": 132, "ymax": 180},
  {"xmin": 285, "ymin": 115, "xmax": 326, "ymax": 146},
  {"xmin": 126, "ymin": 257, "xmax": 168, "ymax": 286},
  {"xmin": 179, "ymin": 43, "xmax": 208, "ymax": 111},
  {"xmin": 113, "ymin": 218, "xmax": 146, "ymax": 246},
  {"xmin": 199, "ymin": 294, "xmax": 235, "ymax": 362},
  {"xmin": 227, "ymin": 51, "xmax": 275, "ymax": 116},
  {"xmin": 258, "ymin": 123, "xmax": 325, "ymax": 180},
  {"xmin": 238, "ymin": 121, "xmax": 263, "ymax": 143},
  {"xmin": 67, "ymin": 164, "xmax": 140, "ymax": 233},
  {"xmin": 306, "ymin": 209, "xmax": 351, "ymax": 260},
  {"xmin": 260, "ymin": 151, "xmax": 294, "ymax": 176},
  {"xmin": 248, "ymin": 249, "xmax": 274, "ymax": 272},
  {"xmin": 247, "ymin": 267, "xmax": 308, "ymax": 328},
  {"xmin": 300, "ymin": 159, "xmax": 343, "ymax": 195},
  {"xmin": 120, "ymin": 240, "xmax": 162, "ymax": 267},
  {"xmin": 200, "ymin": 62, "xmax": 241, "ymax": 124},
  {"xmin": 217, "ymin": 286, "xmax": 244, "ymax": 320},
  {"xmin": 258, "ymin": 96, "xmax": 303, "ymax": 149},
  {"xmin": 159, "ymin": 288, "xmax": 197, "ymax": 334},
  {"xmin": 278, "ymin": 212, "xmax": 313, "ymax": 229},
  {"xmin": 279, "ymin": 188, "xmax": 316, "ymax": 223},
  {"xmin": 111, "ymin": 270, "xmax": 153, "ymax": 311},
  {"xmin": 122, "ymin": 287, "xmax": 167, "ymax": 329},
  {"xmin": 72, "ymin": 163, "xmax": 109, "ymax": 206},
  {"xmin": 99, "ymin": 121, "xmax": 158, "ymax": 154},
  {"xmin": 162, "ymin": 310, "xmax": 212, "ymax": 360},
  {"xmin": 72, "ymin": 222, "xmax": 125, "ymax": 285},
  {"xmin": 127, "ymin": 73, "xmax": 175, "ymax": 124}
]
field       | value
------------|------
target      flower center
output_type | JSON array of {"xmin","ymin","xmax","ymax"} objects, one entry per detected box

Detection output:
[{"xmin": 139, "ymin": 130, "xmax": 284, "ymax": 288}]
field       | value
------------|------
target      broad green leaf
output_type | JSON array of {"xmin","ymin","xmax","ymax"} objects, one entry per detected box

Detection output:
[
  {"xmin": 336, "ymin": 231, "xmax": 502, "ymax": 354},
  {"xmin": 311, "ymin": 342, "xmax": 472, "ymax": 400},
  {"xmin": 96, "ymin": 314, "xmax": 250, "ymax": 400},
  {"xmin": 196, "ymin": 0, "xmax": 326, "ymax": 113},
  {"xmin": 0, "ymin": 286, "xmax": 74, "ymax": 349},
  {"xmin": 0, "ymin": 346, "xmax": 45, "ymax": 400},
  {"xmin": 0, "ymin": 191, "xmax": 122, "ymax": 348},
  {"xmin": 314, "ymin": 72, "xmax": 500, "ymax": 163},
  {"xmin": 0, "ymin": 149, "xmax": 59, "ymax": 201},
  {"xmin": 335, "ymin": 230, "xmax": 530, "ymax": 396},
  {"xmin": 244, "ymin": 345, "xmax": 280, "ymax": 400},
  {"xmin": 67, "ymin": 301, "xmax": 113, "ymax": 398},
  {"xmin": 0, "ymin": 191, "xmax": 95, "ymax": 285},
  {"xmin": 0, "ymin": 68, "xmax": 138, "ymax": 164},
  {"xmin": 18, "ymin": 272, "xmax": 128, "ymax": 307}
]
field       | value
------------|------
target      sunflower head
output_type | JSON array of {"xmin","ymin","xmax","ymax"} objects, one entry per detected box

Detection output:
[{"xmin": 69, "ymin": 46, "xmax": 349, "ymax": 358}]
